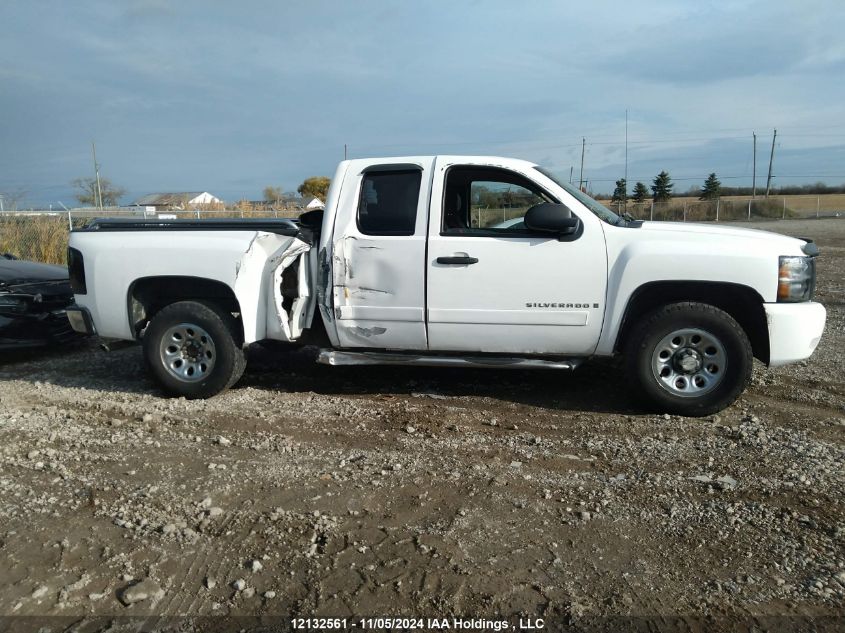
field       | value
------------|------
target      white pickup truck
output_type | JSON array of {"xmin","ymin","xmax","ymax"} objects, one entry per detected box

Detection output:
[{"xmin": 66, "ymin": 156, "xmax": 826, "ymax": 416}]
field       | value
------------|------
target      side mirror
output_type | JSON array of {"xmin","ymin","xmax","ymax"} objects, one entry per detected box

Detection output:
[{"xmin": 524, "ymin": 203, "xmax": 581, "ymax": 237}]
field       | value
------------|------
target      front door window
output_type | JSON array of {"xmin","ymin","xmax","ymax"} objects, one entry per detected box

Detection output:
[{"xmin": 442, "ymin": 166, "xmax": 555, "ymax": 235}]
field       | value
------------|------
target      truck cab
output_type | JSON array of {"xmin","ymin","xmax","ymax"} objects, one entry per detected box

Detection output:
[{"xmin": 320, "ymin": 156, "xmax": 607, "ymax": 356}]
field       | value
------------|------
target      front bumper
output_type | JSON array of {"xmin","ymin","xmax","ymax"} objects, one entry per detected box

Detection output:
[
  {"xmin": 765, "ymin": 301, "xmax": 826, "ymax": 366},
  {"xmin": 66, "ymin": 305, "xmax": 97, "ymax": 335},
  {"xmin": 0, "ymin": 310, "xmax": 79, "ymax": 349}
]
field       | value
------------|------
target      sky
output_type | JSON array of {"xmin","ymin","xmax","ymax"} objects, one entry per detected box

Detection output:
[{"xmin": 1, "ymin": 0, "xmax": 844, "ymax": 207}]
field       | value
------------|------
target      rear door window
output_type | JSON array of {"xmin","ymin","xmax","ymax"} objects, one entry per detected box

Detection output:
[{"xmin": 357, "ymin": 170, "xmax": 421, "ymax": 236}]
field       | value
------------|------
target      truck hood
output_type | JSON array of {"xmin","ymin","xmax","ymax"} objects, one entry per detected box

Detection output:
[
  {"xmin": 0, "ymin": 258, "xmax": 69, "ymax": 286},
  {"xmin": 637, "ymin": 221, "xmax": 807, "ymax": 252}
]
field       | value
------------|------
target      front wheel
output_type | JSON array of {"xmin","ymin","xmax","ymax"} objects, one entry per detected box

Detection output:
[
  {"xmin": 625, "ymin": 302, "xmax": 753, "ymax": 416},
  {"xmin": 143, "ymin": 300, "xmax": 246, "ymax": 398}
]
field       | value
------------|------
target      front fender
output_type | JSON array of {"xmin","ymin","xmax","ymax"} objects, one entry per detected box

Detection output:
[{"xmin": 596, "ymin": 238, "xmax": 774, "ymax": 356}]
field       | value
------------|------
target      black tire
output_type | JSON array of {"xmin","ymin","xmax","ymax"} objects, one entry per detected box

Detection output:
[
  {"xmin": 624, "ymin": 302, "xmax": 752, "ymax": 417},
  {"xmin": 143, "ymin": 300, "xmax": 245, "ymax": 399}
]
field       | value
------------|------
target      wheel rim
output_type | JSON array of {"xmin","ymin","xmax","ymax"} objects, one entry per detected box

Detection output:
[
  {"xmin": 159, "ymin": 322, "xmax": 216, "ymax": 383},
  {"xmin": 650, "ymin": 327, "xmax": 727, "ymax": 398}
]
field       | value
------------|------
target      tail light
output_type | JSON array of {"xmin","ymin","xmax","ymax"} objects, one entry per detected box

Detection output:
[{"xmin": 67, "ymin": 247, "xmax": 87, "ymax": 295}]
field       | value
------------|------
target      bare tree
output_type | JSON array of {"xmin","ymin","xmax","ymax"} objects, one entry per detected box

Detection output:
[
  {"xmin": 0, "ymin": 187, "xmax": 28, "ymax": 211},
  {"xmin": 263, "ymin": 186, "xmax": 283, "ymax": 204},
  {"xmin": 72, "ymin": 177, "xmax": 126, "ymax": 207}
]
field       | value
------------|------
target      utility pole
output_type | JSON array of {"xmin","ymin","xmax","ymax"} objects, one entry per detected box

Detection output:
[
  {"xmin": 91, "ymin": 141, "xmax": 103, "ymax": 209},
  {"xmin": 765, "ymin": 128, "xmax": 777, "ymax": 198},
  {"xmin": 344, "ymin": 144, "xmax": 347, "ymax": 160},
  {"xmin": 569, "ymin": 166, "xmax": 573, "ymax": 184},
  {"xmin": 624, "ymin": 109, "xmax": 628, "ymax": 185},
  {"xmin": 752, "ymin": 132, "xmax": 757, "ymax": 199},
  {"xmin": 578, "ymin": 137, "xmax": 585, "ymax": 191}
]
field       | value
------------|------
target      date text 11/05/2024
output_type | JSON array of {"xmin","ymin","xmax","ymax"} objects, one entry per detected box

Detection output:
[{"xmin": 291, "ymin": 617, "xmax": 546, "ymax": 630}]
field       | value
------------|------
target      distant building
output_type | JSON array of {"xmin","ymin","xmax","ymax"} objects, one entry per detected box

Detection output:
[
  {"xmin": 262, "ymin": 194, "xmax": 325, "ymax": 211},
  {"xmin": 303, "ymin": 197, "xmax": 325, "ymax": 210},
  {"xmin": 131, "ymin": 192, "xmax": 222, "ymax": 210}
]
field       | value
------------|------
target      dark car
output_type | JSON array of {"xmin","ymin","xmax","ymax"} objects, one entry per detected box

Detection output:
[{"xmin": 0, "ymin": 254, "xmax": 82, "ymax": 349}]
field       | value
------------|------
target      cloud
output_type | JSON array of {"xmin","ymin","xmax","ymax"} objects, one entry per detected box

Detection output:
[
  {"xmin": 0, "ymin": 0, "xmax": 843, "ymax": 205},
  {"xmin": 598, "ymin": 1, "xmax": 845, "ymax": 84}
]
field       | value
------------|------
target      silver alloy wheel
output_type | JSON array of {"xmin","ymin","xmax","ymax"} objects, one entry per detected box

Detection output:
[
  {"xmin": 158, "ymin": 322, "xmax": 216, "ymax": 383},
  {"xmin": 650, "ymin": 327, "xmax": 727, "ymax": 398}
]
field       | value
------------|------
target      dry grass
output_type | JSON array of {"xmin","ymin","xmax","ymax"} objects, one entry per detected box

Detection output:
[
  {"xmin": 0, "ymin": 215, "xmax": 71, "ymax": 265},
  {"xmin": 0, "ymin": 208, "xmax": 303, "ymax": 266}
]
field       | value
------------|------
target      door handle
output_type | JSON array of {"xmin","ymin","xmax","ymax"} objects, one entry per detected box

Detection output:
[{"xmin": 437, "ymin": 256, "xmax": 478, "ymax": 265}]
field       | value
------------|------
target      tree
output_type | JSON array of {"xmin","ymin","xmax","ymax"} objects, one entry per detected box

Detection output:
[
  {"xmin": 651, "ymin": 171, "xmax": 673, "ymax": 202},
  {"xmin": 72, "ymin": 177, "xmax": 126, "ymax": 207},
  {"xmin": 473, "ymin": 185, "xmax": 496, "ymax": 208},
  {"xmin": 632, "ymin": 181, "xmax": 649, "ymax": 203},
  {"xmin": 263, "ymin": 186, "xmax": 283, "ymax": 204},
  {"xmin": 611, "ymin": 178, "xmax": 627, "ymax": 204},
  {"xmin": 297, "ymin": 177, "xmax": 331, "ymax": 201},
  {"xmin": 0, "ymin": 187, "xmax": 27, "ymax": 211},
  {"xmin": 699, "ymin": 173, "xmax": 721, "ymax": 200}
]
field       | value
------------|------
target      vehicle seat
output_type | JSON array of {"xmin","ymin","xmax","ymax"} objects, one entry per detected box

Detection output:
[{"xmin": 444, "ymin": 188, "xmax": 467, "ymax": 231}]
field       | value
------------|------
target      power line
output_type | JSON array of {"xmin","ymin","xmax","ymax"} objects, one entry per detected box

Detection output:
[
  {"xmin": 580, "ymin": 173, "xmax": 845, "ymax": 183},
  {"xmin": 336, "ymin": 128, "xmax": 845, "ymax": 152}
]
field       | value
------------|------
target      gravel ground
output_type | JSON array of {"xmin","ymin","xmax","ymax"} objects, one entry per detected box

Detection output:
[{"xmin": 0, "ymin": 218, "xmax": 843, "ymax": 631}]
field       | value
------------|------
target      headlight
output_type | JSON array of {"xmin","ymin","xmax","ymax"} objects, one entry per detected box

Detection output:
[
  {"xmin": 0, "ymin": 294, "xmax": 29, "ymax": 314},
  {"xmin": 778, "ymin": 256, "xmax": 815, "ymax": 302}
]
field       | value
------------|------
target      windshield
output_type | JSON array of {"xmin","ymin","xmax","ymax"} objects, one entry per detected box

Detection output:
[{"xmin": 534, "ymin": 166, "xmax": 622, "ymax": 225}]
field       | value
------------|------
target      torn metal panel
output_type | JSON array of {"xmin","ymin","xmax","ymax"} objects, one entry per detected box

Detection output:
[
  {"xmin": 233, "ymin": 232, "xmax": 311, "ymax": 344},
  {"xmin": 267, "ymin": 238, "xmax": 310, "ymax": 341},
  {"xmin": 289, "ymin": 243, "xmax": 318, "ymax": 340},
  {"xmin": 316, "ymin": 247, "xmax": 332, "ymax": 320}
]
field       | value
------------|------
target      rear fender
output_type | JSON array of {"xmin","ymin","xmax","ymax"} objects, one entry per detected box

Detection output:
[{"xmin": 233, "ymin": 233, "xmax": 312, "ymax": 343}]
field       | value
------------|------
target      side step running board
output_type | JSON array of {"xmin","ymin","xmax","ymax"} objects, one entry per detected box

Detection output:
[{"xmin": 317, "ymin": 349, "xmax": 583, "ymax": 370}]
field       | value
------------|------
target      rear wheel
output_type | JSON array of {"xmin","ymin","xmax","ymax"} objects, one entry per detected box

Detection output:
[
  {"xmin": 625, "ymin": 302, "xmax": 752, "ymax": 416},
  {"xmin": 143, "ymin": 301, "xmax": 245, "ymax": 398}
]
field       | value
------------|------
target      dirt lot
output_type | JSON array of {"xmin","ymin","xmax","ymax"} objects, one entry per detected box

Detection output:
[{"xmin": 1, "ymin": 219, "xmax": 843, "ymax": 631}]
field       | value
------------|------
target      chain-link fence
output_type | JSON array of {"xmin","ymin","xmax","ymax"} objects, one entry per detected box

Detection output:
[
  {"xmin": 606, "ymin": 195, "xmax": 845, "ymax": 222},
  {"xmin": 461, "ymin": 194, "xmax": 845, "ymax": 230},
  {"xmin": 472, "ymin": 206, "xmax": 530, "ymax": 228},
  {"xmin": 2, "ymin": 194, "xmax": 844, "ymax": 266},
  {"xmin": 0, "ymin": 207, "xmax": 295, "ymax": 265}
]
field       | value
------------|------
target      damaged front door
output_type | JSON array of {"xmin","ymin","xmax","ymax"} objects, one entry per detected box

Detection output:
[{"xmin": 331, "ymin": 160, "xmax": 433, "ymax": 350}]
